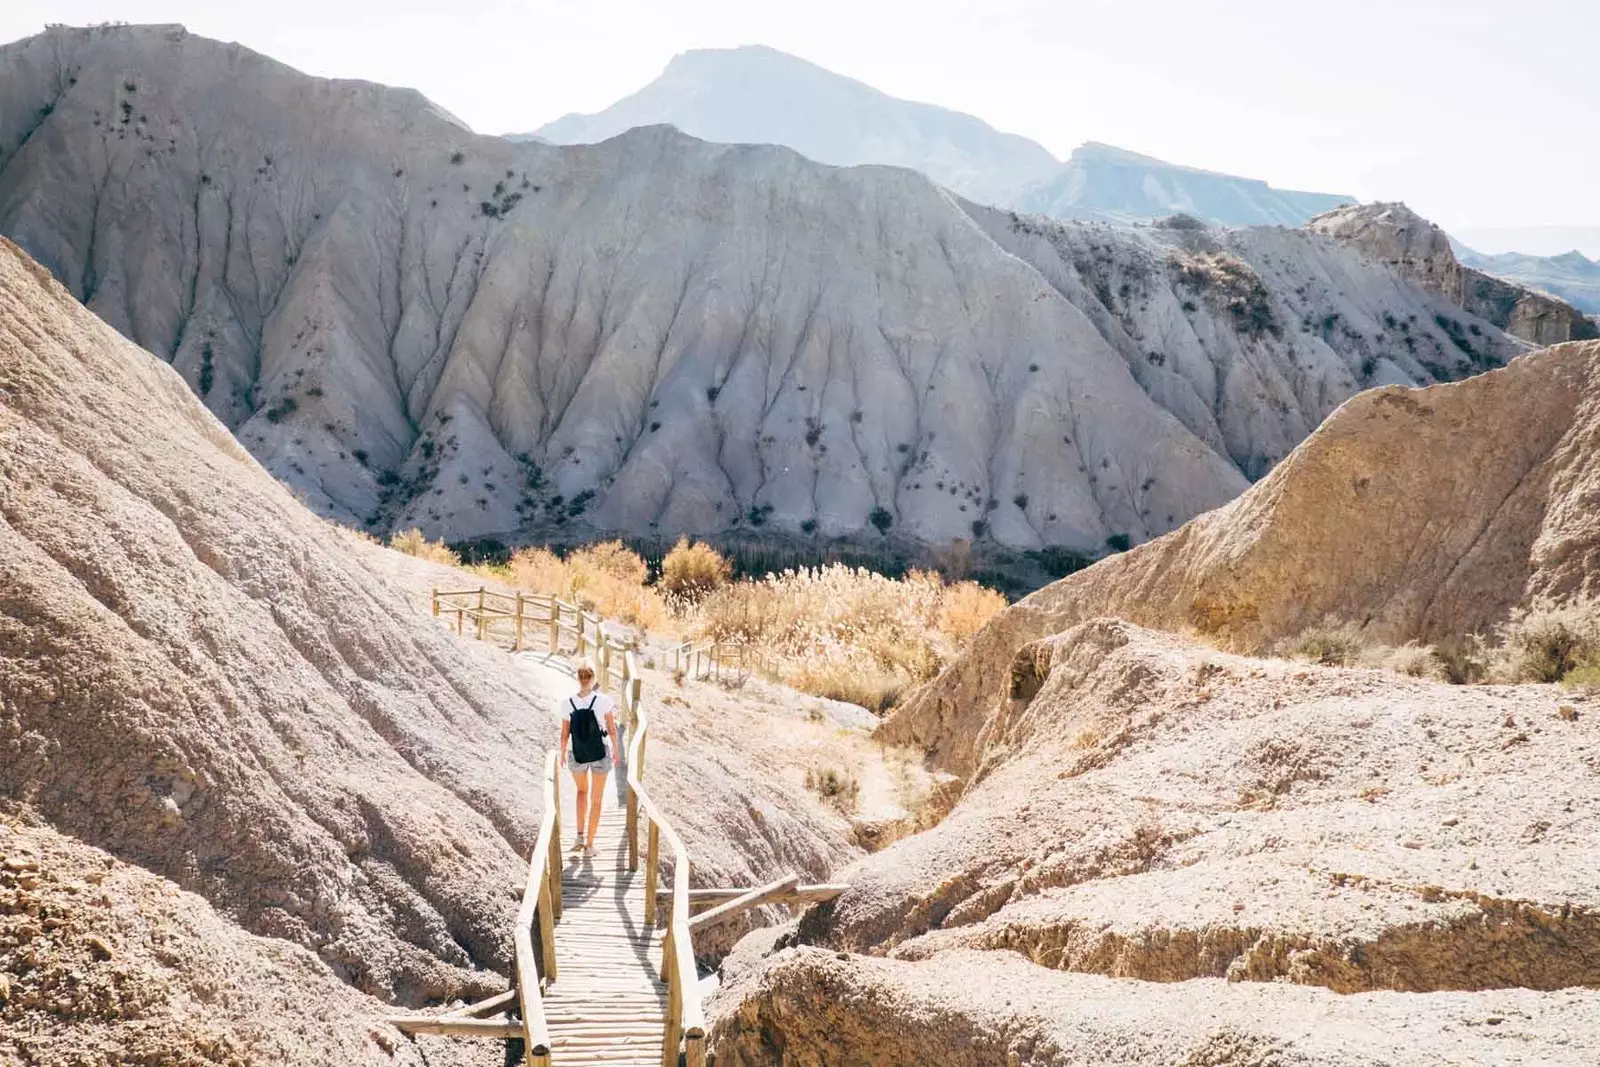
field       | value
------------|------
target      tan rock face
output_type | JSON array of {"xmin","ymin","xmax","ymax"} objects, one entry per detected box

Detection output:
[
  {"xmin": 0, "ymin": 234, "xmax": 549, "ymax": 1003},
  {"xmin": 712, "ymin": 946, "xmax": 1600, "ymax": 1066},
  {"xmin": 0, "ymin": 26, "xmax": 1527, "ymax": 555},
  {"xmin": 1311, "ymin": 202, "xmax": 1598, "ymax": 345},
  {"xmin": 712, "ymin": 621, "xmax": 1600, "ymax": 1063},
  {"xmin": 0, "ymin": 812, "xmax": 478, "ymax": 1067},
  {"xmin": 887, "ymin": 341, "xmax": 1600, "ymax": 778}
]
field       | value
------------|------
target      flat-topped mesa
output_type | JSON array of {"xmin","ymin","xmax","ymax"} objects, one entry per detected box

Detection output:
[{"xmin": 1310, "ymin": 202, "xmax": 1599, "ymax": 345}]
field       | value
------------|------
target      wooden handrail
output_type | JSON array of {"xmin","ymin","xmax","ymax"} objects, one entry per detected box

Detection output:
[
  {"xmin": 429, "ymin": 588, "xmax": 637, "ymax": 658},
  {"xmin": 414, "ymin": 595, "xmax": 774, "ymax": 1067},
  {"xmin": 511, "ymin": 749, "xmax": 562, "ymax": 1066},
  {"xmin": 622, "ymin": 648, "xmax": 707, "ymax": 1067}
]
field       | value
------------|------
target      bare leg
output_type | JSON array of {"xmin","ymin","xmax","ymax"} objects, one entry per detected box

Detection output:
[
  {"xmin": 571, "ymin": 770, "xmax": 589, "ymax": 845},
  {"xmin": 586, "ymin": 769, "xmax": 608, "ymax": 847}
]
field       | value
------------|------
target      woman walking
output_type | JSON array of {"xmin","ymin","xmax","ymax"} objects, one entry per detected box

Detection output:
[{"xmin": 559, "ymin": 662, "xmax": 621, "ymax": 857}]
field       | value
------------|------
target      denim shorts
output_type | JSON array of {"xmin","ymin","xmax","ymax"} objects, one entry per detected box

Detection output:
[{"xmin": 570, "ymin": 753, "xmax": 612, "ymax": 775}]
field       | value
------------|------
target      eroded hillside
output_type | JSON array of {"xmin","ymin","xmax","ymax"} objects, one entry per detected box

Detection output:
[
  {"xmin": 711, "ymin": 620, "xmax": 1600, "ymax": 1064},
  {"xmin": 885, "ymin": 340, "xmax": 1600, "ymax": 775},
  {"xmin": 0, "ymin": 24, "xmax": 1541, "ymax": 557},
  {"xmin": 0, "ymin": 234, "xmax": 887, "ymax": 1054}
]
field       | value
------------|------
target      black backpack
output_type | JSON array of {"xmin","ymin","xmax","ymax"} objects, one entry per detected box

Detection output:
[{"xmin": 568, "ymin": 695, "xmax": 607, "ymax": 764}]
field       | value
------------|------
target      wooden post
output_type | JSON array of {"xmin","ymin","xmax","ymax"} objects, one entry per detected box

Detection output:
[
  {"xmin": 644, "ymin": 821, "xmax": 661, "ymax": 925},
  {"xmin": 626, "ymin": 791, "xmax": 639, "ymax": 871},
  {"xmin": 660, "ymin": 925, "xmax": 674, "ymax": 983},
  {"xmin": 684, "ymin": 1034, "xmax": 707, "ymax": 1067},
  {"xmin": 660, "ymin": 971, "xmax": 682, "ymax": 1067},
  {"xmin": 547, "ymin": 597, "xmax": 559, "ymax": 653},
  {"xmin": 514, "ymin": 594, "xmax": 525, "ymax": 652},
  {"xmin": 576, "ymin": 610, "xmax": 585, "ymax": 656},
  {"xmin": 455, "ymin": 608, "xmax": 464, "ymax": 635},
  {"xmin": 431, "ymin": 586, "xmax": 439, "ymax": 617},
  {"xmin": 548, "ymin": 768, "xmax": 563, "ymax": 922},
  {"xmin": 537, "ymin": 877, "xmax": 557, "ymax": 983}
]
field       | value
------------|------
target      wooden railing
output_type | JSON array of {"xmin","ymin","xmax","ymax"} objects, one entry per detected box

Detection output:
[
  {"xmin": 398, "ymin": 602, "xmax": 839, "ymax": 1065},
  {"xmin": 513, "ymin": 750, "xmax": 563, "ymax": 1066},
  {"xmin": 432, "ymin": 587, "xmax": 631, "ymax": 684},
  {"xmin": 619, "ymin": 646, "xmax": 707, "ymax": 1067},
  {"xmin": 667, "ymin": 639, "xmax": 763, "ymax": 683}
]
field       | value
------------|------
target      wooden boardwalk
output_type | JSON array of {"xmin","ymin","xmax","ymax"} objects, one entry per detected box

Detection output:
[
  {"xmin": 543, "ymin": 778, "xmax": 669, "ymax": 1065},
  {"xmin": 389, "ymin": 634, "xmax": 846, "ymax": 1066}
]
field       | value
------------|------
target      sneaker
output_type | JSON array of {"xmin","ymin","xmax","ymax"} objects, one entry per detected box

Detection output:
[
  {"xmin": 583, "ymin": 844, "xmax": 597, "ymax": 858},
  {"xmin": 570, "ymin": 836, "xmax": 585, "ymax": 852}
]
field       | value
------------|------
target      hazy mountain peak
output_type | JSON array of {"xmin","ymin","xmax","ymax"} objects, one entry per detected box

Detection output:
[{"xmin": 533, "ymin": 43, "xmax": 1062, "ymax": 206}]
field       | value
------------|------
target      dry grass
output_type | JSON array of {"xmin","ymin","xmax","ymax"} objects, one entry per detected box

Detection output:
[
  {"xmin": 691, "ymin": 566, "xmax": 1004, "ymax": 712},
  {"xmin": 506, "ymin": 541, "xmax": 670, "ymax": 635},
  {"xmin": 1271, "ymin": 600, "xmax": 1600, "ymax": 686},
  {"xmin": 1275, "ymin": 619, "xmax": 1366, "ymax": 667},
  {"xmin": 1563, "ymin": 665, "xmax": 1600, "ymax": 694},
  {"xmin": 388, "ymin": 527, "xmax": 460, "ymax": 566},
  {"xmin": 1490, "ymin": 601, "xmax": 1600, "ymax": 683},
  {"xmin": 804, "ymin": 765, "xmax": 861, "ymax": 813},
  {"xmin": 658, "ymin": 537, "xmax": 732, "ymax": 602}
]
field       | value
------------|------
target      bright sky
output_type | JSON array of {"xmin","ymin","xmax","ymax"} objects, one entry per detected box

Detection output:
[{"xmin": 4, "ymin": 0, "xmax": 1596, "ymax": 242}]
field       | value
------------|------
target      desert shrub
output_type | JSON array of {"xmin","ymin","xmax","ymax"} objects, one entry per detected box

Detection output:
[
  {"xmin": 389, "ymin": 528, "xmax": 460, "ymax": 566},
  {"xmin": 691, "ymin": 564, "xmax": 1001, "ymax": 710},
  {"xmin": 1433, "ymin": 635, "xmax": 1490, "ymax": 685},
  {"xmin": 1562, "ymin": 665, "xmax": 1600, "ymax": 693},
  {"xmin": 1370, "ymin": 642, "xmax": 1445, "ymax": 681},
  {"xmin": 506, "ymin": 541, "xmax": 666, "ymax": 634},
  {"xmin": 1277, "ymin": 619, "xmax": 1366, "ymax": 667},
  {"xmin": 804, "ymin": 765, "xmax": 861, "ymax": 812},
  {"xmin": 937, "ymin": 580, "xmax": 1008, "ymax": 643},
  {"xmin": 658, "ymin": 537, "xmax": 732, "ymax": 602},
  {"xmin": 1490, "ymin": 601, "xmax": 1600, "ymax": 683}
]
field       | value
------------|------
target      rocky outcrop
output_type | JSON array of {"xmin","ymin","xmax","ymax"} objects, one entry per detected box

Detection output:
[
  {"xmin": 710, "ymin": 620, "xmax": 1600, "ymax": 1063},
  {"xmin": 712, "ymin": 945, "xmax": 1600, "ymax": 1066},
  {"xmin": 885, "ymin": 341, "xmax": 1600, "ymax": 774},
  {"xmin": 0, "ymin": 813, "xmax": 478, "ymax": 1067},
  {"xmin": 1311, "ymin": 202, "xmax": 1598, "ymax": 345},
  {"xmin": 0, "ymin": 26, "xmax": 1525, "ymax": 556}
]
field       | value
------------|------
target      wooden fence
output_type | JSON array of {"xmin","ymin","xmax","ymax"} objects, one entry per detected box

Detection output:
[
  {"xmin": 665, "ymin": 640, "xmax": 765, "ymax": 683},
  {"xmin": 432, "ymin": 587, "xmax": 632, "ymax": 677}
]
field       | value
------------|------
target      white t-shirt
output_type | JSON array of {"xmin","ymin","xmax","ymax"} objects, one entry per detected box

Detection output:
[{"xmin": 565, "ymin": 689, "xmax": 616, "ymax": 721}]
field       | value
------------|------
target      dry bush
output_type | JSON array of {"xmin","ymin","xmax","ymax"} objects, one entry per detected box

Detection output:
[
  {"xmin": 1433, "ymin": 636, "xmax": 1490, "ymax": 685},
  {"xmin": 388, "ymin": 527, "xmax": 460, "ymax": 566},
  {"xmin": 1368, "ymin": 642, "xmax": 1446, "ymax": 681},
  {"xmin": 804, "ymin": 765, "xmax": 861, "ymax": 813},
  {"xmin": 1490, "ymin": 601, "xmax": 1600, "ymax": 683},
  {"xmin": 659, "ymin": 537, "xmax": 732, "ymax": 601},
  {"xmin": 788, "ymin": 662, "xmax": 909, "ymax": 714},
  {"xmin": 506, "ymin": 542, "xmax": 668, "ymax": 635},
  {"xmin": 938, "ymin": 580, "xmax": 1008, "ymax": 643},
  {"xmin": 1563, "ymin": 665, "xmax": 1600, "ymax": 694},
  {"xmin": 1276, "ymin": 618, "xmax": 1366, "ymax": 666},
  {"xmin": 688, "ymin": 564, "xmax": 1007, "ymax": 711}
]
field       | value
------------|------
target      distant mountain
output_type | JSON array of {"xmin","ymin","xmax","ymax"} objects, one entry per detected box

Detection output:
[
  {"xmin": 1454, "ymin": 245, "xmax": 1600, "ymax": 315},
  {"xmin": 1452, "ymin": 225, "xmax": 1600, "ymax": 260},
  {"xmin": 532, "ymin": 45, "xmax": 1062, "ymax": 207},
  {"xmin": 530, "ymin": 46, "xmax": 1352, "ymax": 229},
  {"xmin": 1017, "ymin": 142, "xmax": 1353, "ymax": 228}
]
